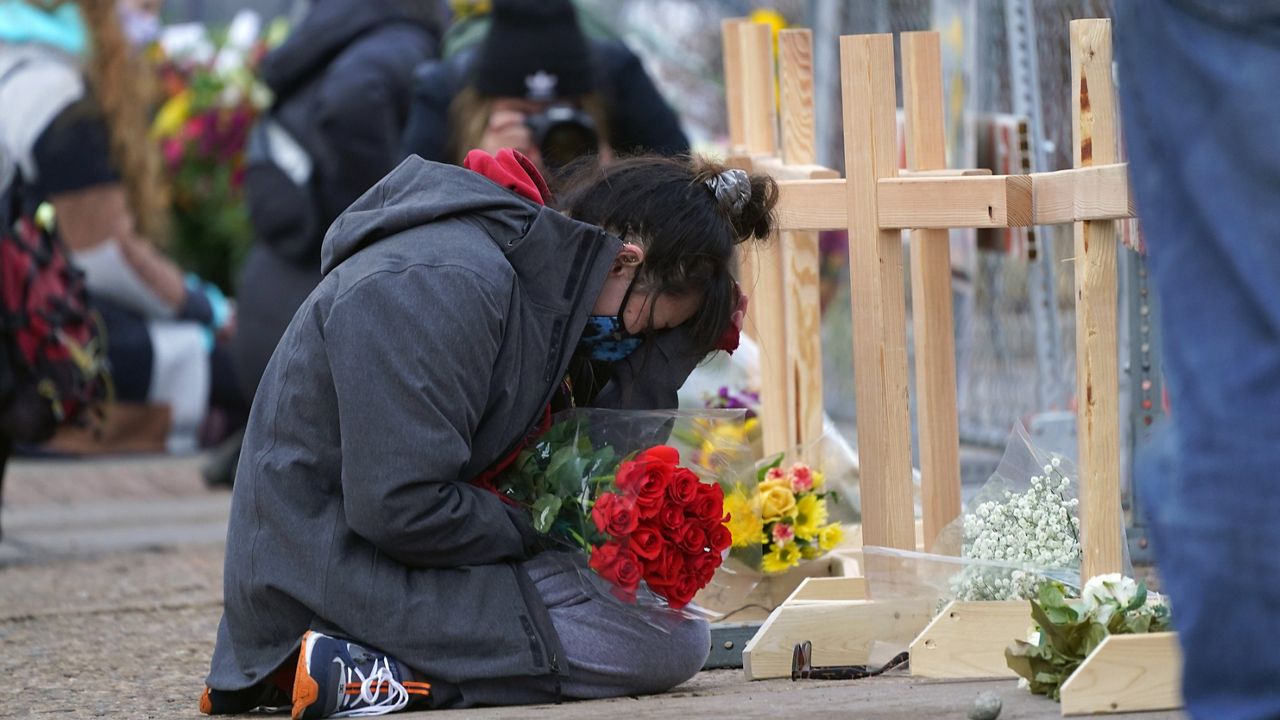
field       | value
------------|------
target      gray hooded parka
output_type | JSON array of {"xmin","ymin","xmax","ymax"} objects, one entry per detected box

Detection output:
[{"xmin": 206, "ymin": 157, "xmax": 700, "ymax": 700}]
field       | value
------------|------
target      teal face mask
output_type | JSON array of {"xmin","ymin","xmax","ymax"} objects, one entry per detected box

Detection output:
[{"xmin": 576, "ymin": 315, "xmax": 643, "ymax": 362}]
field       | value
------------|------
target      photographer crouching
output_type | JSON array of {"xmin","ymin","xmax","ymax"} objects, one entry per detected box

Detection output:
[{"xmin": 402, "ymin": 0, "xmax": 688, "ymax": 177}]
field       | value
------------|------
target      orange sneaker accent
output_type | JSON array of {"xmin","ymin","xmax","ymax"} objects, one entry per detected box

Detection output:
[
  {"xmin": 291, "ymin": 632, "xmax": 321, "ymax": 720},
  {"xmin": 199, "ymin": 687, "xmax": 213, "ymax": 715}
]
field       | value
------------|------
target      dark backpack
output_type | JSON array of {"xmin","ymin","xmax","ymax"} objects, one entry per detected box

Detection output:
[{"xmin": 0, "ymin": 180, "xmax": 110, "ymax": 444}]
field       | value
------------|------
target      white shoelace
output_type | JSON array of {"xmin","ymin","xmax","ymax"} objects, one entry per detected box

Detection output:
[{"xmin": 330, "ymin": 656, "xmax": 410, "ymax": 718}]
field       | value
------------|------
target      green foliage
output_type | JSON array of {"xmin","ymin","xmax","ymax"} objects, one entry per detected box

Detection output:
[
  {"xmin": 1005, "ymin": 579, "xmax": 1172, "ymax": 701},
  {"xmin": 499, "ymin": 418, "xmax": 622, "ymax": 549}
]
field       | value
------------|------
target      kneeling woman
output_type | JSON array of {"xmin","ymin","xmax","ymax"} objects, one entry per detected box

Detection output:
[{"xmin": 201, "ymin": 151, "xmax": 776, "ymax": 717}]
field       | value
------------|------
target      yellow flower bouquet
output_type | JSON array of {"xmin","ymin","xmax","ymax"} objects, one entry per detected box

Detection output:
[{"xmin": 724, "ymin": 456, "xmax": 843, "ymax": 574}]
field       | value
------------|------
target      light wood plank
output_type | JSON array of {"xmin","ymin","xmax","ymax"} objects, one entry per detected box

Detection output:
[
  {"xmin": 785, "ymin": 576, "xmax": 869, "ymax": 603},
  {"xmin": 743, "ymin": 598, "xmax": 933, "ymax": 680},
  {"xmin": 753, "ymin": 156, "xmax": 839, "ymax": 181},
  {"xmin": 900, "ymin": 168, "xmax": 992, "ymax": 177},
  {"xmin": 841, "ymin": 33, "xmax": 915, "ymax": 551},
  {"xmin": 776, "ymin": 178, "xmax": 847, "ymax": 231},
  {"xmin": 777, "ymin": 175, "xmax": 1036, "ymax": 232},
  {"xmin": 877, "ymin": 175, "xmax": 1034, "ymax": 229},
  {"xmin": 901, "ymin": 31, "xmax": 961, "ymax": 550},
  {"xmin": 1071, "ymin": 18, "xmax": 1124, "ymax": 580},
  {"xmin": 1060, "ymin": 632, "xmax": 1183, "ymax": 715},
  {"xmin": 721, "ymin": 19, "xmax": 749, "ymax": 152},
  {"xmin": 755, "ymin": 235, "xmax": 792, "ymax": 457},
  {"xmin": 779, "ymin": 29, "xmax": 816, "ymax": 165},
  {"xmin": 909, "ymin": 601, "xmax": 1029, "ymax": 679},
  {"xmin": 740, "ymin": 22, "xmax": 777, "ymax": 156},
  {"xmin": 1033, "ymin": 163, "xmax": 1134, "ymax": 224},
  {"xmin": 727, "ymin": 152, "xmax": 760, "ymax": 338},
  {"xmin": 776, "ymin": 28, "xmax": 826, "ymax": 455}
]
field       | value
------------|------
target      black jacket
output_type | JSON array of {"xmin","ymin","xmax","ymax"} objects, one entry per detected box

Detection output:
[
  {"xmin": 400, "ymin": 40, "xmax": 689, "ymax": 163},
  {"xmin": 249, "ymin": 0, "xmax": 438, "ymax": 257},
  {"xmin": 233, "ymin": 0, "xmax": 437, "ymax": 402}
]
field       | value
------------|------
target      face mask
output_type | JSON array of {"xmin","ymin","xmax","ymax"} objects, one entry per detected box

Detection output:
[
  {"xmin": 576, "ymin": 315, "xmax": 642, "ymax": 362},
  {"xmin": 118, "ymin": 6, "xmax": 160, "ymax": 47}
]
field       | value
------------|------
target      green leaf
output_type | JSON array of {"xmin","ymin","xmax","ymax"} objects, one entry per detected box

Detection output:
[
  {"xmin": 1080, "ymin": 620, "xmax": 1109, "ymax": 656},
  {"xmin": 1038, "ymin": 581, "xmax": 1068, "ymax": 609},
  {"xmin": 756, "ymin": 453, "xmax": 784, "ymax": 482},
  {"xmin": 532, "ymin": 494, "xmax": 563, "ymax": 534},
  {"xmin": 1127, "ymin": 581, "xmax": 1148, "ymax": 612}
]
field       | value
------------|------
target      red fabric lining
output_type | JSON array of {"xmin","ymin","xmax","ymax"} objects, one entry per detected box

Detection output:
[{"xmin": 463, "ymin": 148, "xmax": 550, "ymax": 206}]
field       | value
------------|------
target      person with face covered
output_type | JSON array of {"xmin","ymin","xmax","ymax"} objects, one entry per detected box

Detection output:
[{"xmin": 199, "ymin": 149, "xmax": 774, "ymax": 717}]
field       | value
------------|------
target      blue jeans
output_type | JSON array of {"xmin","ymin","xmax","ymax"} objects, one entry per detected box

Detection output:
[{"xmin": 1116, "ymin": 3, "xmax": 1280, "ymax": 719}]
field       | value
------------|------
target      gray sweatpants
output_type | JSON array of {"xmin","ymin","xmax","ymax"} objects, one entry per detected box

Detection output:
[{"xmin": 447, "ymin": 551, "xmax": 711, "ymax": 707}]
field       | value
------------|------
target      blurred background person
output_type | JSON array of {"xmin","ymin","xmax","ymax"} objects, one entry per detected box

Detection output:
[
  {"xmin": 1116, "ymin": 2, "xmax": 1280, "ymax": 718},
  {"xmin": 0, "ymin": 0, "xmax": 240, "ymax": 467},
  {"xmin": 224, "ymin": 0, "xmax": 440, "ymax": 486},
  {"xmin": 401, "ymin": 0, "xmax": 688, "ymax": 178}
]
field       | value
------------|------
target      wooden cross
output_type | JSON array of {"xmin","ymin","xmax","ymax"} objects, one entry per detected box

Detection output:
[{"xmin": 726, "ymin": 20, "xmax": 1132, "ymax": 576}]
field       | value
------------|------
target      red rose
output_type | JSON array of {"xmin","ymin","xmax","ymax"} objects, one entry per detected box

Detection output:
[
  {"xmin": 637, "ymin": 445, "xmax": 680, "ymax": 465},
  {"xmin": 693, "ymin": 549, "xmax": 721, "ymax": 583},
  {"xmin": 629, "ymin": 525, "xmax": 664, "ymax": 561},
  {"xmin": 689, "ymin": 483, "xmax": 725, "ymax": 526},
  {"xmin": 589, "ymin": 541, "xmax": 642, "ymax": 597},
  {"xmin": 658, "ymin": 574, "xmax": 702, "ymax": 610},
  {"xmin": 591, "ymin": 492, "xmax": 639, "ymax": 538},
  {"xmin": 666, "ymin": 468, "xmax": 701, "ymax": 504},
  {"xmin": 678, "ymin": 524, "xmax": 706, "ymax": 554},
  {"xmin": 659, "ymin": 503, "xmax": 685, "ymax": 530},
  {"xmin": 616, "ymin": 458, "xmax": 673, "ymax": 518},
  {"xmin": 707, "ymin": 524, "xmax": 732, "ymax": 553},
  {"xmin": 643, "ymin": 548, "xmax": 686, "ymax": 586}
]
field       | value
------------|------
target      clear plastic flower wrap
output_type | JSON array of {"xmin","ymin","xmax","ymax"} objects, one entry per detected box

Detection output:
[
  {"xmin": 863, "ymin": 423, "xmax": 1129, "ymax": 611},
  {"xmin": 688, "ymin": 438, "xmax": 858, "ymax": 619},
  {"xmin": 492, "ymin": 408, "xmax": 762, "ymax": 623}
]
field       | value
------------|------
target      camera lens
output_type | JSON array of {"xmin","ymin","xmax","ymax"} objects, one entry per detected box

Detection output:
[{"xmin": 526, "ymin": 104, "xmax": 599, "ymax": 172}]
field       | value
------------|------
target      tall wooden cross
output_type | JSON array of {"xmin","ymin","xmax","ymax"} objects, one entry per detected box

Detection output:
[{"xmin": 724, "ymin": 20, "xmax": 1132, "ymax": 578}]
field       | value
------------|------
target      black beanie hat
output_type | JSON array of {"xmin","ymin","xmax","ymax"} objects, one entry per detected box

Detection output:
[{"xmin": 471, "ymin": 0, "xmax": 594, "ymax": 100}]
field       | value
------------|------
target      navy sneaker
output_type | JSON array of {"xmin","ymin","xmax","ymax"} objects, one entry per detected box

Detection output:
[{"xmin": 292, "ymin": 631, "xmax": 431, "ymax": 719}]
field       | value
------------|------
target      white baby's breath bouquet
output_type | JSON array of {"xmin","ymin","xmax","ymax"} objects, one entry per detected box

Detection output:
[{"xmin": 935, "ymin": 424, "xmax": 1084, "ymax": 602}]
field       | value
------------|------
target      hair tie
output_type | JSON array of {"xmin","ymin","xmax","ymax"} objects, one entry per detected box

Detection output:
[{"xmin": 705, "ymin": 168, "xmax": 751, "ymax": 215}]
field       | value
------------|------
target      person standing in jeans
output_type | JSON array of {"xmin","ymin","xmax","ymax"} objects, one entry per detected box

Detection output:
[{"xmin": 1116, "ymin": 3, "xmax": 1280, "ymax": 718}]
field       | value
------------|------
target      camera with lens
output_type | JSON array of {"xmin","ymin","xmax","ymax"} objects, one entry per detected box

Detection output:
[{"xmin": 525, "ymin": 104, "xmax": 599, "ymax": 172}]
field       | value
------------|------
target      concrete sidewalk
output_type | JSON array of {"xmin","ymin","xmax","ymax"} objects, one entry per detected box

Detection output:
[{"xmin": 0, "ymin": 455, "xmax": 1185, "ymax": 719}]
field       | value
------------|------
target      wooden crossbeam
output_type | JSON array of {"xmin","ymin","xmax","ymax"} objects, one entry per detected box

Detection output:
[
  {"xmin": 1033, "ymin": 163, "xmax": 1133, "ymax": 224},
  {"xmin": 901, "ymin": 168, "xmax": 992, "ymax": 177},
  {"xmin": 774, "ymin": 165, "xmax": 1132, "ymax": 233},
  {"xmin": 879, "ymin": 175, "xmax": 1034, "ymax": 229},
  {"xmin": 1072, "ymin": 19, "xmax": 1124, "ymax": 580},
  {"xmin": 901, "ymin": 31, "xmax": 961, "ymax": 549},
  {"xmin": 753, "ymin": 156, "xmax": 839, "ymax": 181},
  {"xmin": 775, "ymin": 175, "xmax": 1033, "ymax": 232},
  {"xmin": 842, "ymin": 33, "xmax": 916, "ymax": 551},
  {"xmin": 775, "ymin": 179, "xmax": 847, "ymax": 231}
]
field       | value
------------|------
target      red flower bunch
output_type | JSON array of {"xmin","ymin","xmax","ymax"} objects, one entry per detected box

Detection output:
[{"xmin": 587, "ymin": 446, "xmax": 732, "ymax": 609}]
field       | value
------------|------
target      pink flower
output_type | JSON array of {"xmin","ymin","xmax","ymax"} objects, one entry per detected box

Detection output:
[
  {"xmin": 765, "ymin": 467, "xmax": 786, "ymax": 482},
  {"xmin": 790, "ymin": 463, "xmax": 814, "ymax": 492},
  {"xmin": 772, "ymin": 523, "xmax": 795, "ymax": 544}
]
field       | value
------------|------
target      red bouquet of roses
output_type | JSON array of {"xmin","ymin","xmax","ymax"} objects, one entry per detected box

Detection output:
[
  {"xmin": 495, "ymin": 411, "xmax": 747, "ymax": 613},
  {"xmin": 588, "ymin": 446, "xmax": 733, "ymax": 608}
]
